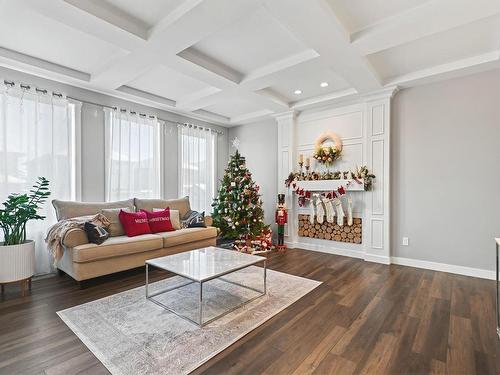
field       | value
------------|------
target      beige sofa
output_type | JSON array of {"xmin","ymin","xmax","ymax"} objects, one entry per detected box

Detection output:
[{"xmin": 52, "ymin": 197, "xmax": 217, "ymax": 282}]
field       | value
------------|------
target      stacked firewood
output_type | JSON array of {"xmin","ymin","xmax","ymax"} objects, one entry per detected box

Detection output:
[{"xmin": 297, "ymin": 214, "xmax": 362, "ymax": 244}]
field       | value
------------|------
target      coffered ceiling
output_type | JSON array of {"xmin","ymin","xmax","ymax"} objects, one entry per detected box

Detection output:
[{"xmin": 1, "ymin": 0, "xmax": 499, "ymax": 126}]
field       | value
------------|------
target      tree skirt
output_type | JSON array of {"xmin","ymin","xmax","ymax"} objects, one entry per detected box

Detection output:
[{"xmin": 57, "ymin": 267, "xmax": 321, "ymax": 375}]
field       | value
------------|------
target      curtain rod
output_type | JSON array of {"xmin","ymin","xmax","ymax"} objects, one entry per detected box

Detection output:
[{"xmin": 2, "ymin": 79, "xmax": 224, "ymax": 135}]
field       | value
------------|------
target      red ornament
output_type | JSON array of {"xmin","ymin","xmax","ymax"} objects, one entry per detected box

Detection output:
[
  {"xmin": 305, "ymin": 191, "xmax": 311, "ymax": 199},
  {"xmin": 338, "ymin": 186, "xmax": 345, "ymax": 195}
]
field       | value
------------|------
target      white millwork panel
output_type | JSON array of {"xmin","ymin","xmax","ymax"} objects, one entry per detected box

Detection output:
[
  {"xmin": 275, "ymin": 88, "xmax": 396, "ymax": 264},
  {"xmin": 275, "ymin": 111, "xmax": 297, "ymax": 242},
  {"xmin": 364, "ymin": 94, "xmax": 392, "ymax": 263}
]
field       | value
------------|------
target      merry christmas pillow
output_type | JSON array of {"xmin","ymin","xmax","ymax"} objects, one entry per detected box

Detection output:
[
  {"xmin": 142, "ymin": 208, "xmax": 175, "ymax": 233},
  {"xmin": 118, "ymin": 210, "xmax": 151, "ymax": 237}
]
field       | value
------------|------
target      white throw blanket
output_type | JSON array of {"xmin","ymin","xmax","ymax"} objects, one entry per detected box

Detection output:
[{"xmin": 45, "ymin": 214, "xmax": 110, "ymax": 263}]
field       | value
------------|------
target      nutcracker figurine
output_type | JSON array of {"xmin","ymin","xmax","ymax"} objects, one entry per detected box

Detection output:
[{"xmin": 275, "ymin": 194, "xmax": 288, "ymax": 252}]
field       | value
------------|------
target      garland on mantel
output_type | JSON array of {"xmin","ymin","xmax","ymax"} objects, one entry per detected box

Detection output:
[
  {"xmin": 287, "ymin": 178, "xmax": 362, "ymax": 207},
  {"xmin": 285, "ymin": 166, "xmax": 375, "ymax": 207}
]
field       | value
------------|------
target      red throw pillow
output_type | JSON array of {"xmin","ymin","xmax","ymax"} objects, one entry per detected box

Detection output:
[
  {"xmin": 141, "ymin": 208, "xmax": 175, "ymax": 233},
  {"xmin": 118, "ymin": 210, "xmax": 151, "ymax": 237}
]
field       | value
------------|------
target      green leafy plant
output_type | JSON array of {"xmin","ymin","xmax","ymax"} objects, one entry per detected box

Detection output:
[{"xmin": 0, "ymin": 177, "xmax": 50, "ymax": 246}]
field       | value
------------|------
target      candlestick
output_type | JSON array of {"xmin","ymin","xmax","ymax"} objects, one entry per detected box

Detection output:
[
  {"xmin": 298, "ymin": 154, "xmax": 303, "ymax": 164},
  {"xmin": 305, "ymin": 157, "xmax": 310, "ymax": 167}
]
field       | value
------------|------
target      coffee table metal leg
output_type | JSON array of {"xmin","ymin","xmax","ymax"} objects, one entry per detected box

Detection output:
[
  {"xmin": 146, "ymin": 263, "xmax": 149, "ymax": 298},
  {"xmin": 199, "ymin": 281, "xmax": 203, "ymax": 326},
  {"xmin": 497, "ymin": 242, "xmax": 499, "ymax": 339},
  {"xmin": 264, "ymin": 260, "xmax": 267, "ymax": 294}
]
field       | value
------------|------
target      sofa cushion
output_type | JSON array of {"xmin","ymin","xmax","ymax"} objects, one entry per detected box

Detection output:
[
  {"xmin": 72, "ymin": 234, "xmax": 163, "ymax": 263},
  {"xmin": 62, "ymin": 228, "xmax": 89, "ymax": 248},
  {"xmin": 52, "ymin": 199, "xmax": 135, "ymax": 221},
  {"xmin": 134, "ymin": 197, "xmax": 191, "ymax": 218},
  {"xmin": 157, "ymin": 227, "xmax": 217, "ymax": 248}
]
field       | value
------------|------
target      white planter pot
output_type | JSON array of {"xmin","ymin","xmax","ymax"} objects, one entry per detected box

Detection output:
[{"xmin": 0, "ymin": 240, "xmax": 35, "ymax": 283}]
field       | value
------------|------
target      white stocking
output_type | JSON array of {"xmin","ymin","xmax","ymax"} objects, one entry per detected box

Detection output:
[
  {"xmin": 322, "ymin": 196, "xmax": 335, "ymax": 223},
  {"xmin": 347, "ymin": 195, "xmax": 353, "ymax": 226},
  {"xmin": 309, "ymin": 195, "xmax": 317, "ymax": 224},
  {"xmin": 332, "ymin": 197, "xmax": 345, "ymax": 226},
  {"xmin": 316, "ymin": 197, "xmax": 325, "ymax": 224}
]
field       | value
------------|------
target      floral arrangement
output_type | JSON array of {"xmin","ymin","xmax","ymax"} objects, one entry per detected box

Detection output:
[
  {"xmin": 313, "ymin": 131, "xmax": 343, "ymax": 166},
  {"xmin": 313, "ymin": 145, "xmax": 342, "ymax": 166}
]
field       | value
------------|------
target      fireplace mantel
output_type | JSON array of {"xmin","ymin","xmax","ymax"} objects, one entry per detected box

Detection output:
[{"xmin": 293, "ymin": 179, "xmax": 365, "ymax": 192}]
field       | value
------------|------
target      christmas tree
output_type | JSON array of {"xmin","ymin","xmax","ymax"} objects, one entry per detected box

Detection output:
[{"xmin": 212, "ymin": 150, "xmax": 268, "ymax": 242}]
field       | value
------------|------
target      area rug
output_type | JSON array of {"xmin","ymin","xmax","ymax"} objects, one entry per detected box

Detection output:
[{"xmin": 57, "ymin": 266, "xmax": 321, "ymax": 375}]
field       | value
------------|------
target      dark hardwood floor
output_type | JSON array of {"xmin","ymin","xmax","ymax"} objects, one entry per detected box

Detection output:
[{"xmin": 0, "ymin": 249, "xmax": 498, "ymax": 374}]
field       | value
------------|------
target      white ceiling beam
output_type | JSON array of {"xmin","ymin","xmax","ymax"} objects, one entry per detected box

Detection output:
[
  {"xmin": 291, "ymin": 88, "xmax": 358, "ymax": 111},
  {"xmin": 230, "ymin": 109, "xmax": 274, "ymax": 125},
  {"xmin": 91, "ymin": 0, "xmax": 259, "ymax": 90},
  {"xmin": 116, "ymin": 86, "xmax": 176, "ymax": 107},
  {"xmin": 22, "ymin": 0, "xmax": 147, "ymax": 51},
  {"xmin": 352, "ymin": 0, "xmax": 500, "ymax": 56},
  {"xmin": 192, "ymin": 109, "xmax": 230, "ymax": 124},
  {"xmin": 148, "ymin": 0, "xmax": 205, "ymax": 38},
  {"xmin": 177, "ymin": 48, "xmax": 243, "ymax": 84},
  {"xmin": 63, "ymin": 0, "xmax": 148, "ymax": 39},
  {"xmin": 385, "ymin": 51, "xmax": 500, "ymax": 88},
  {"xmin": 169, "ymin": 55, "xmax": 290, "ymax": 113},
  {"xmin": 263, "ymin": 0, "xmax": 382, "ymax": 93},
  {"xmin": 175, "ymin": 87, "xmax": 221, "ymax": 109},
  {"xmin": 240, "ymin": 49, "xmax": 319, "ymax": 84},
  {"xmin": 0, "ymin": 47, "xmax": 90, "ymax": 81}
]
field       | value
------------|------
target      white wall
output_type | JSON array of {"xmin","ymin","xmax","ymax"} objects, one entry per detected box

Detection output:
[
  {"xmin": 0, "ymin": 66, "xmax": 228, "ymax": 202},
  {"xmin": 228, "ymin": 120, "xmax": 278, "ymax": 229},
  {"xmin": 392, "ymin": 69, "xmax": 500, "ymax": 272}
]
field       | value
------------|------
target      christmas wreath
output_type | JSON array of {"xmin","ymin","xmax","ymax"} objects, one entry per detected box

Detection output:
[{"xmin": 313, "ymin": 131, "xmax": 343, "ymax": 166}]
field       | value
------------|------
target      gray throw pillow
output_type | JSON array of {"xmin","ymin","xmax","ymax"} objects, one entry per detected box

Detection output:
[{"xmin": 101, "ymin": 207, "xmax": 132, "ymax": 237}]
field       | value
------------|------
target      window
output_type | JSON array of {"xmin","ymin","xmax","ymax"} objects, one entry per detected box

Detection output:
[
  {"xmin": 178, "ymin": 125, "xmax": 217, "ymax": 213},
  {"xmin": 104, "ymin": 109, "xmax": 161, "ymax": 201},
  {"xmin": 0, "ymin": 82, "xmax": 80, "ymax": 274}
]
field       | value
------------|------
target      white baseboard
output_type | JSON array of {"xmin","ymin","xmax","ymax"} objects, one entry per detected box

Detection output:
[
  {"xmin": 364, "ymin": 253, "xmax": 391, "ymax": 265},
  {"xmin": 287, "ymin": 242, "xmax": 495, "ymax": 280},
  {"xmin": 391, "ymin": 256, "xmax": 495, "ymax": 280},
  {"xmin": 285, "ymin": 241, "xmax": 364, "ymax": 260}
]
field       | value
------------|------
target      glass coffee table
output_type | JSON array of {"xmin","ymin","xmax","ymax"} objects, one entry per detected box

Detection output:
[{"xmin": 145, "ymin": 246, "xmax": 266, "ymax": 327}]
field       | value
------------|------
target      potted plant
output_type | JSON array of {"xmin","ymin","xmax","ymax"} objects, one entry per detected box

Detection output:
[{"xmin": 0, "ymin": 177, "xmax": 50, "ymax": 296}]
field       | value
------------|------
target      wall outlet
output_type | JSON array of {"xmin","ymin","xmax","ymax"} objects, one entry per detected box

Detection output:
[{"xmin": 402, "ymin": 237, "xmax": 409, "ymax": 246}]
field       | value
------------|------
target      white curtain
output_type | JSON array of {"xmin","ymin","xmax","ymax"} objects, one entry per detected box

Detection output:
[
  {"xmin": 0, "ymin": 81, "xmax": 80, "ymax": 274},
  {"xmin": 178, "ymin": 125, "xmax": 217, "ymax": 213},
  {"xmin": 104, "ymin": 108, "xmax": 161, "ymax": 201}
]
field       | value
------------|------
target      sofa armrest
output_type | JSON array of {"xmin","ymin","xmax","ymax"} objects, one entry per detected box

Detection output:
[
  {"xmin": 204, "ymin": 215, "xmax": 213, "ymax": 227},
  {"xmin": 62, "ymin": 228, "xmax": 89, "ymax": 248}
]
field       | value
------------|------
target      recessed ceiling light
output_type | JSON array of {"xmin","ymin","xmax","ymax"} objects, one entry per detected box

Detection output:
[
  {"xmin": 320, "ymin": 82, "xmax": 329, "ymax": 88},
  {"xmin": 294, "ymin": 89, "xmax": 302, "ymax": 95}
]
